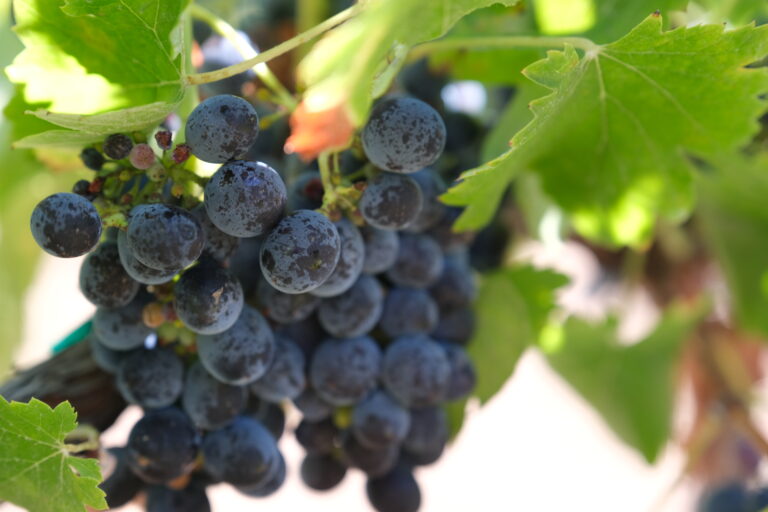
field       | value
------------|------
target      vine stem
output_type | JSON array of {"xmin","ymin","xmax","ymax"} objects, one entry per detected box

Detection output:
[
  {"xmin": 408, "ymin": 35, "xmax": 600, "ymax": 61},
  {"xmin": 189, "ymin": 4, "xmax": 297, "ymax": 109},
  {"xmin": 318, "ymin": 151, "xmax": 338, "ymax": 206},
  {"xmin": 187, "ymin": 4, "xmax": 361, "ymax": 87}
]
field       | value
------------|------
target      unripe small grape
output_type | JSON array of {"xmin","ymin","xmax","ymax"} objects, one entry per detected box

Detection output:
[
  {"xmin": 129, "ymin": 143, "xmax": 156, "ymax": 170},
  {"xmin": 103, "ymin": 133, "xmax": 133, "ymax": 160}
]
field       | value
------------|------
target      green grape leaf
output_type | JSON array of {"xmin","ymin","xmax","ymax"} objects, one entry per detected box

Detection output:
[
  {"xmin": 697, "ymin": 155, "xmax": 768, "ymax": 338},
  {"xmin": 696, "ymin": 0, "xmax": 768, "ymax": 26},
  {"xmin": 543, "ymin": 303, "xmax": 703, "ymax": 462},
  {"xmin": 0, "ymin": 398, "xmax": 106, "ymax": 512},
  {"xmin": 444, "ymin": 16, "xmax": 768, "ymax": 247},
  {"xmin": 6, "ymin": 0, "xmax": 188, "ymax": 146},
  {"xmin": 468, "ymin": 266, "xmax": 568, "ymax": 403},
  {"xmin": 297, "ymin": 0, "xmax": 520, "ymax": 127},
  {"xmin": 584, "ymin": 0, "xmax": 688, "ymax": 42}
]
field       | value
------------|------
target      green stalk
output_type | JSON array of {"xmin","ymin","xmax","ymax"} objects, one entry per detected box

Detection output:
[{"xmin": 408, "ymin": 35, "xmax": 600, "ymax": 62}]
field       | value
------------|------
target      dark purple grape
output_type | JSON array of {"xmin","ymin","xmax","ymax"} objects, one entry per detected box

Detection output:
[
  {"xmin": 293, "ymin": 388, "xmax": 333, "ymax": 422},
  {"xmin": 300, "ymin": 454, "xmax": 346, "ymax": 491},
  {"xmin": 287, "ymin": 171, "xmax": 324, "ymax": 212},
  {"xmin": 174, "ymin": 263, "xmax": 244, "ymax": 335},
  {"xmin": 103, "ymin": 133, "xmax": 133, "ymax": 159},
  {"xmin": 202, "ymin": 416, "xmax": 280, "ymax": 487},
  {"xmin": 92, "ymin": 294, "xmax": 153, "ymax": 350},
  {"xmin": 432, "ymin": 306, "xmax": 475, "ymax": 345},
  {"xmin": 351, "ymin": 391, "xmax": 410, "ymax": 450},
  {"xmin": 249, "ymin": 336, "xmax": 306, "ymax": 402},
  {"xmin": 99, "ymin": 447, "xmax": 144, "ymax": 509},
  {"xmin": 243, "ymin": 397, "xmax": 286, "ymax": 440},
  {"xmin": 182, "ymin": 362, "xmax": 248, "ymax": 431},
  {"xmin": 30, "ymin": 193, "xmax": 102, "ymax": 258},
  {"xmin": 237, "ymin": 452, "xmax": 286, "ymax": 497},
  {"xmin": 185, "ymin": 94, "xmax": 260, "ymax": 163},
  {"xmin": 360, "ymin": 226, "xmax": 399, "ymax": 275},
  {"xmin": 204, "ymin": 160, "xmax": 286, "ymax": 237},
  {"xmin": 257, "ymin": 278, "xmax": 319, "ymax": 324},
  {"xmin": 146, "ymin": 478, "xmax": 211, "ymax": 512},
  {"xmin": 403, "ymin": 406, "xmax": 448, "ymax": 456},
  {"xmin": 79, "ymin": 242, "xmax": 139, "ymax": 308},
  {"xmin": 317, "ymin": 275, "xmax": 384, "ymax": 338},
  {"xmin": 117, "ymin": 230, "xmax": 180, "ymax": 285},
  {"xmin": 309, "ymin": 337, "xmax": 382, "ymax": 406},
  {"xmin": 428, "ymin": 207, "xmax": 476, "ymax": 251},
  {"xmin": 405, "ymin": 168, "xmax": 446, "ymax": 233},
  {"xmin": 362, "ymin": 97, "xmax": 446, "ymax": 174},
  {"xmin": 127, "ymin": 407, "xmax": 200, "ymax": 484},
  {"xmin": 89, "ymin": 335, "xmax": 136, "ymax": 374},
  {"xmin": 385, "ymin": 233, "xmax": 444, "ymax": 288},
  {"xmin": 197, "ymin": 306, "xmax": 275, "ymax": 385},
  {"xmin": 379, "ymin": 288, "xmax": 438, "ymax": 338},
  {"xmin": 382, "ymin": 335, "xmax": 450, "ymax": 408},
  {"xmin": 80, "ymin": 147, "xmax": 105, "ymax": 170},
  {"xmin": 441, "ymin": 342, "xmax": 477, "ymax": 400},
  {"xmin": 260, "ymin": 210, "xmax": 341, "ymax": 294},
  {"xmin": 366, "ymin": 464, "xmax": 421, "ymax": 512},
  {"xmin": 341, "ymin": 431, "xmax": 399, "ymax": 477},
  {"xmin": 275, "ymin": 313, "xmax": 325, "ymax": 362},
  {"xmin": 190, "ymin": 204, "xmax": 241, "ymax": 262},
  {"xmin": 228, "ymin": 236, "xmax": 262, "ymax": 296},
  {"xmin": 295, "ymin": 418, "xmax": 339, "ymax": 454},
  {"xmin": 116, "ymin": 347, "xmax": 184, "ymax": 409},
  {"xmin": 126, "ymin": 204, "xmax": 205, "ymax": 272},
  {"xmin": 311, "ymin": 218, "xmax": 365, "ymax": 298},
  {"xmin": 429, "ymin": 256, "xmax": 476, "ymax": 309},
  {"xmin": 359, "ymin": 172, "xmax": 423, "ymax": 230}
]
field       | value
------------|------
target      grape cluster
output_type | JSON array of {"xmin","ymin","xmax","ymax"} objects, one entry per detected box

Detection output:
[{"xmin": 29, "ymin": 92, "xmax": 480, "ymax": 512}]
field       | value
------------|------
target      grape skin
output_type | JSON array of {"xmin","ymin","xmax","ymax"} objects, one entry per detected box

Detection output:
[
  {"xmin": 126, "ymin": 407, "xmax": 200, "ymax": 484},
  {"xmin": 103, "ymin": 133, "xmax": 133, "ymax": 160},
  {"xmin": 287, "ymin": 171, "xmax": 324, "ymax": 212},
  {"xmin": 260, "ymin": 210, "xmax": 341, "ymax": 294},
  {"xmin": 79, "ymin": 241, "xmax": 139, "ymax": 308},
  {"xmin": 379, "ymin": 288, "xmax": 439, "ymax": 338},
  {"xmin": 429, "ymin": 255, "xmax": 476, "ymax": 309},
  {"xmin": 185, "ymin": 94, "xmax": 260, "ymax": 163},
  {"xmin": 237, "ymin": 451, "xmax": 286, "ymax": 497},
  {"xmin": 362, "ymin": 97, "xmax": 447, "ymax": 174},
  {"xmin": 243, "ymin": 397, "xmax": 286, "ymax": 440},
  {"xmin": 89, "ymin": 335, "xmax": 135, "ymax": 374},
  {"xmin": 182, "ymin": 362, "xmax": 247, "ymax": 431},
  {"xmin": 432, "ymin": 306, "xmax": 475, "ymax": 345},
  {"xmin": 385, "ymin": 233, "xmax": 444, "ymax": 288},
  {"xmin": 341, "ymin": 431, "xmax": 399, "ymax": 477},
  {"xmin": 441, "ymin": 342, "xmax": 477, "ymax": 401},
  {"xmin": 116, "ymin": 347, "xmax": 184, "ymax": 409},
  {"xmin": 99, "ymin": 447, "xmax": 144, "ymax": 509},
  {"xmin": 126, "ymin": 203, "xmax": 205, "ymax": 272},
  {"xmin": 146, "ymin": 478, "xmax": 211, "ymax": 512},
  {"xmin": 360, "ymin": 226, "xmax": 399, "ymax": 275},
  {"xmin": 202, "ymin": 416, "xmax": 280, "ymax": 487},
  {"xmin": 300, "ymin": 453, "xmax": 347, "ymax": 491},
  {"xmin": 317, "ymin": 275, "xmax": 384, "ymax": 338},
  {"xmin": 310, "ymin": 218, "xmax": 365, "ymax": 298},
  {"xmin": 293, "ymin": 388, "xmax": 334, "ymax": 422},
  {"xmin": 30, "ymin": 193, "xmax": 102, "ymax": 258},
  {"xmin": 197, "ymin": 306, "xmax": 275, "ymax": 385},
  {"xmin": 190, "ymin": 204, "xmax": 241, "ymax": 262},
  {"xmin": 381, "ymin": 334, "xmax": 450, "ymax": 408},
  {"xmin": 228, "ymin": 236, "xmax": 263, "ymax": 296},
  {"xmin": 249, "ymin": 336, "xmax": 306, "ymax": 402},
  {"xmin": 404, "ymin": 169, "xmax": 446, "ymax": 233},
  {"xmin": 117, "ymin": 230, "xmax": 179, "ymax": 285},
  {"xmin": 309, "ymin": 337, "xmax": 382, "ymax": 406},
  {"xmin": 295, "ymin": 418, "xmax": 339, "ymax": 454},
  {"xmin": 403, "ymin": 406, "xmax": 448, "ymax": 457},
  {"xmin": 275, "ymin": 313, "xmax": 325, "ymax": 362},
  {"xmin": 351, "ymin": 391, "xmax": 410, "ymax": 450},
  {"xmin": 174, "ymin": 263, "xmax": 244, "ymax": 335},
  {"xmin": 366, "ymin": 465, "xmax": 421, "ymax": 512},
  {"xmin": 204, "ymin": 160, "xmax": 287, "ymax": 237},
  {"xmin": 92, "ymin": 294, "xmax": 153, "ymax": 350},
  {"xmin": 358, "ymin": 172, "xmax": 423, "ymax": 230},
  {"xmin": 257, "ymin": 278, "xmax": 319, "ymax": 324}
]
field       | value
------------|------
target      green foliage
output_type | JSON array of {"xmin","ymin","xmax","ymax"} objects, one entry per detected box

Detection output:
[
  {"xmin": 444, "ymin": 16, "xmax": 768, "ymax": 247},
  {"xmin": 583, "ymin": 0, "xmax": 688, "ymax": 42},
  {"xmin": 543, "ymin": 303, "xmax": 703, "ymax": 462},
  {"xmin": 0, "ymin": 398, "xmax": 106, "ymax": 512}
]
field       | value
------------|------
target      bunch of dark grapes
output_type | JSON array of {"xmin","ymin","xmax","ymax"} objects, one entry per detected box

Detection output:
[{"xmin": 29, "ymin": 92, "xmax": 484, "ymax": 512}]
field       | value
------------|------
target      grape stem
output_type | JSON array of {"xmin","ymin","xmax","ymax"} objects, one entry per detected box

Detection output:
[
  {"xmin": 318, "ymin": 151, "xmax": 339, "ymax": 208},
  {"xmin": 186, "ymin": 4, "xmax": 361, "ymax": 87},
  {"xmin": 408, "ymin": 35, "xmax": 600, "ymax": 61},
  {"xmin": 189, "ymin": 4, "xmax": 297, "ymax": 109}
]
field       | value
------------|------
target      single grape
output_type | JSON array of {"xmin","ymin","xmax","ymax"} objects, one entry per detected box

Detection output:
[
  {"xmin": 146, "ymin": 478, "xmax": 211, "ymax": 512},
  {"xmin": 318, "ymin": 275, "xmax": 384, "ymax": 338},
  {"xmin": 204, "ymin": 160, "xmax": 286, "ymax": 237},
  {"xmin": 71, "ymin": 179, "xmax": 92, "ymax": 198},
  {"xmin": 275, "ymin": 313, "xmax": 325, "ymax": 362},
  {"xmin": 182, "ymin": 362, "xmax": 248, "ymax": 431},
  {"xmin": 237, "ymin": 451, "xmax": 286, "ymax": 497},
  {"xmin": 405, "ymin": 168, "xmax": 446, "ymax": 233},
  {"xmin": 30, "ymin": 193, "xmax": 102, "ymax": 258},
  {"xmin": 257, "ymin": 278, "xmax": 319, "ymax": 324},
  {"xmin": 174, "ymin": 263, "xmax": 244, "ymax": 335},
  {"xmin": 99, "ymin": 447, "xmax": 144, "ymax": 509},
  {"xmin": 381, "ymin": 334, "xmax": 450, "ymax": 408},
  {"xmin": 311, "ymin": 218, "xmax": 365, "ymax": 298},
  {"xmin": 309, "ymin": 337, "xmax": 382, "ymax": 406},
  {"xmin": 249, "ymin": 336, "xmax": 306, "ymax": 402},
  {"xmin": 190, "ymin": 204, "xmax": 241, "ymax": 262},
  {"xmin": 359, "ymin": 172, "xmax": 423, "ymax": 230},
  {"xmin": 366, "ymin": 465, "xmax": 421, "ymax": 512},
  {"xmin": 341, "ymin": 431, "xmax": 399, "ymax": 477},
  {"xmin": 351, "ymin": 390, "xmax": 410, "ymax": 450},
  {"xmin": 79, "ymin": 242, "xmax": 139, "ymax": 308},
  {"xmin": 116, "ymin": 347, "xmax": 184, "ymax": 409},
  {"xmin": 117, "ymin": 230, "xmax": 179, "ymax": 285},
  {"xmin": 92, "ymin": 294, "xmax": 153, "ymax": 350},
  {"xmin": 243, "ymin": 397, "xmax": 286, "ymax": 440},
  {"xmin": 197, "ymin": 306, "xmax": 275, "ymax": 385},
  {"xmin": 379, "ymin": 288, "xmax": 439, "ymax": 338},
  {"xmin": 287, "ymin": 171, "xmax": 324, "ymax": 212},
  {"xmin": 260, "ymin": 210, "xmax": 341, "ymax": 294},
  {"xmin": 362, "ymin": 96, "xmax": 446, "ymax": 173},
  {"xmin": 300, "ymin": 453, "xmax": 347, "ymax": 491},
  {"xmin": 185, "ymin": 94, "xmax": 260, "ymax": 163},
  {"xmin": 360, "ymin": 226, "xmax": 399, "ymax": 275},
  {"xmin": 127, "ymin": 407, "xmax": 200, "ymax": 484},
  {"xmin": 103, "ymin": 133, "xmax": 133, "ymax": 160},
  {"xmin": 403, "ymin": 406, "xmax": 448, "ymax": 456},
  {"xmin": 293, "ymin": 388, "xmax": 333, "ymax": 422},
  {"xmin": 202, "ymin": 416, "xmax": 280, "ymax": 487},
  {"xmin": 386, "ymin": 233, "xmax": 444, "ymax": 288},
  {"xmin": 432, "ymin": 306, "xmax": 475, "ymax": 345},
  {"xmin": 126, "ymin": 204, "xmax": 205, "ymax": 272},
  {"xmin": 440, "ymin": 342, "xmax": 477, "ymax": 401},
  {"xmin": 295, "ymin": 418, "xmax": 339, "ymax": 454},
  {"xmin": 429, "ymin": 255, "xmax": 476, "ymax": 309},
  {"xmin": 80, "ymin": 147, "xmax": 105, "ymax": 171},
  {"xmin": 129, "ymin": 143, "xmax": 156, "ymax": 170},
  {"xmin": 88, "ymin": 335, "xmax": 136, "ymax": 374}
]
